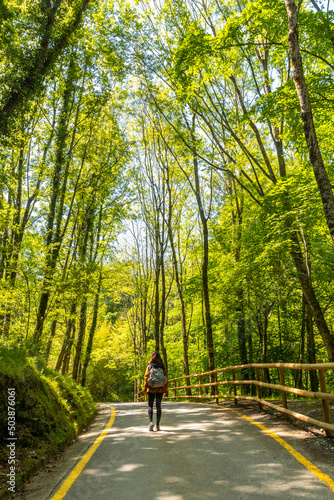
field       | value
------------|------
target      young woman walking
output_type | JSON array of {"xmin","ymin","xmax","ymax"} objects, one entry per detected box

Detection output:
[{"xmin": 144, "ymin": 352, "xmax": 168, "ymax": 431}]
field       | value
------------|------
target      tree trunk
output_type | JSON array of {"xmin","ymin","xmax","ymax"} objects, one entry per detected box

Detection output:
[
  {"xmin": 166, "ymin": 176, "xmax": 191, "ymax": 395},
  {"xmin": 272, "ymin": 105, "xmax": 334, "ymax": 363},
  {"xmin": 261, "ymin": 307, "xmax": 271, "ymax": 396},
  {"xmin": 236, "ymin": 288, "xmax": 249, "ymax": 394},
  {"xmin": 229, "ymin": 178, "xmax": 249, "ymax": 391},
  {"xmin": 56, "ymin": 303, "xmax": 76, "ymax": 371},
  {"xmin": 290, "ymin": 231, "xmax": 334, "ymax": 361},
  {"xmin": 34, "ymin": 59, "xmax": 75, "ymax": 345},
  {"xmin": 247, "ymin": 324, "xmax": 256, "ymax": 395},
  {"xmin": 73, "ymin": 299, "xmax": 87, "ymax": 382},
  {"xmin": 192, "ymin": 151, "xmax": 215, "ymax": 394},
  {"xmin": 141, "ymin": 296, "xmax": 148, "ymax": 355},
  {"xmin": 159, "ymin": 253, "xmax": 168, "ymax": 375},
  {"xmin": 154, "ymin": 223, "xmax": 161, "ymax": 353},
  {"xmin": 285, "ymin": 0, "xmax": 334, "ymax": 246},
  {"xmin": 1, "ymin": 112, "xmax": 55, "ymax": 337},
  {"xmin": 72, "ymin": 203, "xmax": 95, "ymax": 381},
  {"xmin": 0, "ymin": 178, "xmax": 13, "ymax": 335},
  {"xmin": 296, "ymin": 294, "xmax": 306, "ymax": 389},
  {"xmin": 305, "ymin": 295, "xmax": 318, "ymax": 391},
  {"xmin": 62, "ymin": 321, "xmax": 76, "ymax": 376},
  {"xmin": 81, "ymin": 273, "xmax": 102, "ymax": 386},
  {"xmin": 45, "ymin": 318, "xmax": 58, "ymax": 362},
  {"xmin": 2, "ymin": 146, "xmax": 25, "ymax": 333}
]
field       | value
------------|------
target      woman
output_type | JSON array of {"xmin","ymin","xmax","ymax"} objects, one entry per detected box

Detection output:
[{"xmin": 144, "ymin": 351, "xmax": 168, "ymax": 431}]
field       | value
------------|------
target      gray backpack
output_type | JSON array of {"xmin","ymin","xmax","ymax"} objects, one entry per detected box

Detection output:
[{"xmin": 148, "ymin": 365, "xmax": 167, "ymax": 388}]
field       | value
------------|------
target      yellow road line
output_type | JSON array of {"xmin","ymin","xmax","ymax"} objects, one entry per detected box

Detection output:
[
  {"xmin": 50, "ymin": 405, "xmax": 116, "ymax": 500},
  {"xmin": 233, "ymin": 409, "xmax": 334, "ymax": 492}
]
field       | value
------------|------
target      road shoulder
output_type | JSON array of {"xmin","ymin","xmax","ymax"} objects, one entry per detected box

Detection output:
[
  {"xmin": 214, "ymin": 400, "xmax": 334, "ymax": 482},
  {"xmin": 14, "ymin": 404, "xmax": 112, "ymax": 500}
]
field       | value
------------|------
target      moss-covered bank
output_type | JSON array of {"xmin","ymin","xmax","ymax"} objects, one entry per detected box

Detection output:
[{"xmin": 0, "ymin": 347, "xmax": 97, "ymax": 498}]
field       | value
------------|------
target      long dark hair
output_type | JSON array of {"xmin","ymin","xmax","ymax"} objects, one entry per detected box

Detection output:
[{"xmin": 149, "ymin": 351, "xmax": 163, "ymax": 364}]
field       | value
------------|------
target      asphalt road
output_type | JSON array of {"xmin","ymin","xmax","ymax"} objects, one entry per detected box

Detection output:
[{"xmin": 19, "ymin": 402, "xmax": 334, "ymax": 500}]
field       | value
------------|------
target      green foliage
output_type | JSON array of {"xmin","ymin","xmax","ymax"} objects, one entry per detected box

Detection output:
[
  {"xmin": 86, "ymin": 319, "xmax": 136, "ymax": 401},
  {"xmin": 87, "ymin": 358, "xmax": 134, "ymax": 401},
  {"xmin": 0, "ymin": 347, "xmax": 96, "ymax": 492},
  {"xmin": 1, "ymin": 0, "xmax": 334, "ymax": 430},
  {"xmin": 172, "ymin": 22, "xmax": 213, "ymax": 97}
]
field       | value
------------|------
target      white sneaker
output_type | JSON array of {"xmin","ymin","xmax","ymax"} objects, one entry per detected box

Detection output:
[
  {"xmin": 149, "ymin": 422, "xmax": 154, "ymax": 431},
  {"xmin": 155, "ymin": 425, "xmax": 160, "ymax": 431}
]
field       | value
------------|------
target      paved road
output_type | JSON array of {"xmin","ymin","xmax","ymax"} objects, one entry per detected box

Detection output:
[{"xmin": 21, "ymin": 402, "xmax": 334, "ymax": 500}]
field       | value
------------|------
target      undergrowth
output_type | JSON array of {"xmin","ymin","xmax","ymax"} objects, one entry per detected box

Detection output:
[{"xmin": 0, "ymin": 347, "xmax": 97, "ymax": 498}]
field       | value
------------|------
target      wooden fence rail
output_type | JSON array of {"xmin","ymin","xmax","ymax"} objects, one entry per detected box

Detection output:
[{"xmin": 135, "ymin": 360, "xmax": 334, "ymax": 436}]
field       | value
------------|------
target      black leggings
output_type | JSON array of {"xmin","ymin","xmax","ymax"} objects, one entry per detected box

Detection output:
[{"xmin": 148, "ymin": 392, "xmax": 163, "ymax": 424}]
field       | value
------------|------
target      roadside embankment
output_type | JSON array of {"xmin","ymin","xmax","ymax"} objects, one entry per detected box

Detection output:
[{"xmin": 0, "ymin": 347, "xmax": 97, "ymax": 499}]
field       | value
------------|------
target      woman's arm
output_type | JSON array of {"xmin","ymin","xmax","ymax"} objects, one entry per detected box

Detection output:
[
  {"xmin": 144, "ymin": 365, "xmax": 150, "ymax": 394},
  {"xmin": 164, "ymin": 368, "xmax": 168, "ymax": 393}
]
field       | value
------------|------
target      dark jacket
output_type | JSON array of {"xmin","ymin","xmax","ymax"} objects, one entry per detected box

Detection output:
[{"xmin": 144, "ymin": 361, "xmax": 168, "ymax": 394}]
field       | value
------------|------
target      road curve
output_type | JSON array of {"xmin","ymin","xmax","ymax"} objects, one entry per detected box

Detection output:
[{"xmin": 27, "ymin": 403, "xmax": 334, "ymax": 499}]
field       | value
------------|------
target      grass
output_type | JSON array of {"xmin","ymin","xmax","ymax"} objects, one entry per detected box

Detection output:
[{"xmin": 0, "ymin": 347, "xmax": 97, "ymax": 498}]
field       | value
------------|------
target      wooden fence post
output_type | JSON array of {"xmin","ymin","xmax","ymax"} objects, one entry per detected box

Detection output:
[
  {"xmin": 255, "ymin": 367, "xmax": 262, "ymax": 409},
  {"xmin": 174, "ymin": 379, "xmax": 177, "ymax": 399},
  {"xmin": 278, "ymin": 361, "xmax": 288, "ymax": 421},
  {"xmin": 185, "ymin": 375, "xmax": 191, "ymax": 397},
  {"xmin": 199, "ymin": 375, "xmax": 203, "ymax": 401},
  {"xmin": 232, "ymin": 369, "xmax": 237, "ymax": 406},
  {"xmin": 214, "ymin": 372, "xmax": 219, "ymax": 405},
  {"xmin": 317, "ymin": 359, "xmax": 332, "ymax": 437}
]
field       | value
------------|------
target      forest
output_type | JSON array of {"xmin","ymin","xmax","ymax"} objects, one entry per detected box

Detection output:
[{"xmin": 1, "ymin": 0, "xmax": 334, "ymax": 401}]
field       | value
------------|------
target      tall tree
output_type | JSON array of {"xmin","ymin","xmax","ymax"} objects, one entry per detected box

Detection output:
[
  {"xmin": 285, "ymin": 0, "xmax": 334, "ymax": 246},
  {"xmin": 0, "ymin": 0, "xmax": 92, "ymax": 136}
]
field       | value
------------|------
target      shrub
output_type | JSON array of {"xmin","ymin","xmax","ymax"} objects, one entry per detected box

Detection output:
[{"xmin": 0, "ymin": 347, "xmax": 97, "ymax": 496}]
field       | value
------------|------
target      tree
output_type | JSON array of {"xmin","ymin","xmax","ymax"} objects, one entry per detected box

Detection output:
[
  {"xmin": 0, "ymin": 0, "xmax": 93, "ymax": 137},
  {"xmin": 284, "ymin": 0, "xmax": 334, "ymax": 247}
]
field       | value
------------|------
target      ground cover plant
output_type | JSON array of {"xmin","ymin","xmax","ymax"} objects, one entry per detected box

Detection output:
[{"xmin": 0, "ymin": 347, "xmax": 96, "ymax": 496}]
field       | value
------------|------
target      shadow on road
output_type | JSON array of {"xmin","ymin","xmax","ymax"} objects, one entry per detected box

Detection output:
[{"xmin": 60, "ymin": 402, "xmax": 333, "ymax": 500}]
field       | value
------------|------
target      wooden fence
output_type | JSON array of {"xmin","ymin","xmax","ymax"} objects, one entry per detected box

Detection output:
[{"xmin": 135, "ymin": 360, "xmax": 334, "ymax": 437}]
